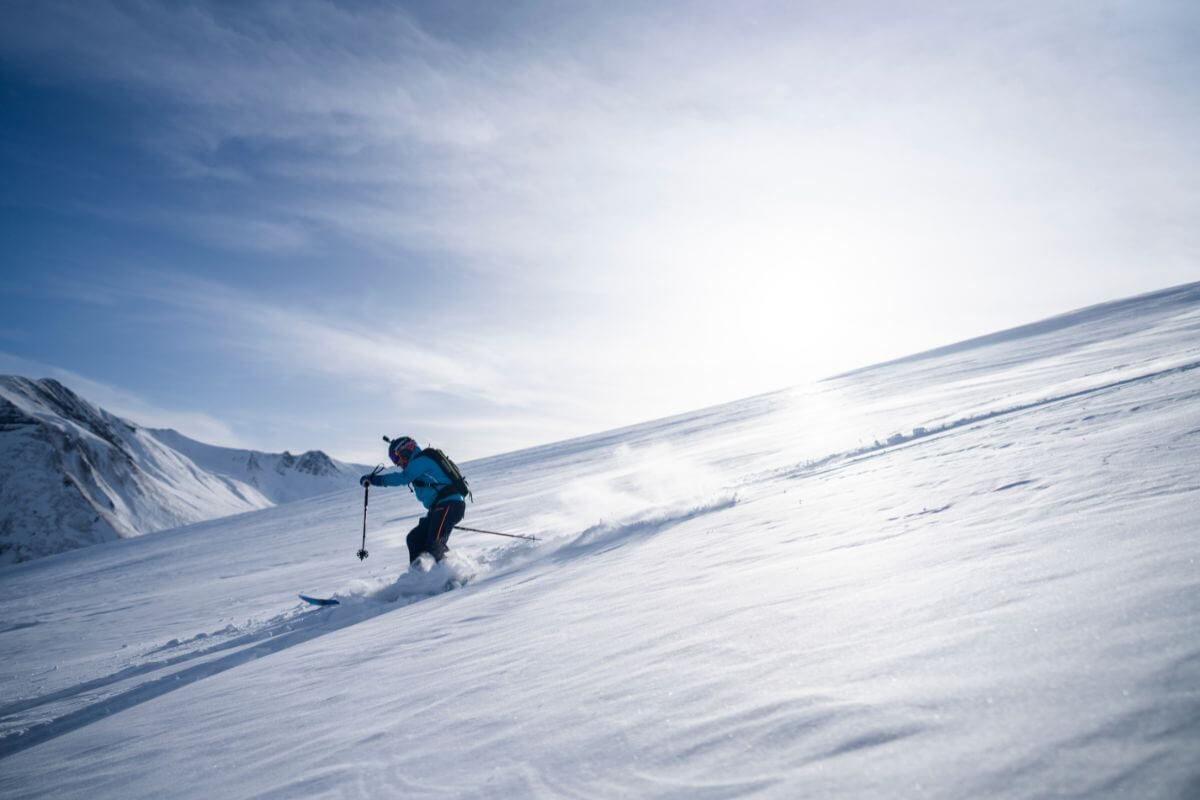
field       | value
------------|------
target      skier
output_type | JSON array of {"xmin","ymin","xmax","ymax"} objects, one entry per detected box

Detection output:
[{"xmin": 361, "ymin": 436, "xmax": 467, "ymax": 565}]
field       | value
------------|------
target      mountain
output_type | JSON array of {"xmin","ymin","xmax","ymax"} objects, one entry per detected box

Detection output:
[
  {"xmin": 1, "ymin": 283, "xmax": 1198, "ymax": 797},
  {"xmin": 0, "ymin": 377, "xmax": 366, "ymax": 564},
  {"xmin": 147, "ymin": 428, "xmax": 367, "ymax": 506}
]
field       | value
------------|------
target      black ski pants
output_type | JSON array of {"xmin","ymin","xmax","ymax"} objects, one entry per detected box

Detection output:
[{"xmin": 407, "ymin": 500, "xmax": 465, "ymax": 564}]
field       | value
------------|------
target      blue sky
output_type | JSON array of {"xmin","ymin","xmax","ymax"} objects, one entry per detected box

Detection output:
[{"xmin": 2, "ymin": 1, "xmax": 1197, "ymax": 463}]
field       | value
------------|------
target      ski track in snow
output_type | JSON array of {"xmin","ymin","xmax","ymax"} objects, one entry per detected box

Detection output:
[
  {"xmin": 0, "ymin": 494, "xmax": 739, "ymax": 761},
  {"xmin": 1, "ymin": 284, "xmax": 1199, "ymax": 797},
  {"xmin": 0, "ymin": 561, "xmax": 478, "ymax": 758}
]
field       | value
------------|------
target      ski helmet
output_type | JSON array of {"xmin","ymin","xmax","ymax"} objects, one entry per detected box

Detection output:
[{"xmin": 387, "ymin": 435, "xmax": 419, "ymax": 467}]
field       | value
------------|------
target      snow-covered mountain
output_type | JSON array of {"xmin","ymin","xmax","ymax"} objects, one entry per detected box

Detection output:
[
  {"xmin": 147, "ymin": 428, "xmax": 367, "ymax": 506},
  {"xmin": 0, "ymin": 377, "xmax": 366, "ymax": 564},
  {"xmin": 1, "ymin": 282, "xmax": 1198, "ymax": 798}
]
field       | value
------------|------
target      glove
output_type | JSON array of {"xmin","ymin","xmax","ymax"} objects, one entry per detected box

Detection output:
[{"xmin": 360, "ymin": 474, "xmax": 372, "ymax": 487}]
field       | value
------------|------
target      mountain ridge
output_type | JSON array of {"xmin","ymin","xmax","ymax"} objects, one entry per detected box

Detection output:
[{"xmin": 0, "ymin": 376, "xmax": 367, "ymax": 564}]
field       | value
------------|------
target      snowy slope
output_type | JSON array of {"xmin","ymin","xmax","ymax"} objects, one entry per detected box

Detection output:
[
  {"xmin": 0, "ymin": 283, "xmax": 1198, "ymax": 798},
  {"xmin": 0, "ymin": 378, "xmax": 367, "ymax": 565}
]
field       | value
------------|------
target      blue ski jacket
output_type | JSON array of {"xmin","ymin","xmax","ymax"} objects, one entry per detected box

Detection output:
[{"xmin": 368, "ymin": 447, "xmax": 465, "ymax": 510}]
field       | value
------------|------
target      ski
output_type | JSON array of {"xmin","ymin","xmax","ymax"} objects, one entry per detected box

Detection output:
[{"xmin": 299, "ymin": 594, "xmax": 340, "ymax": 606}]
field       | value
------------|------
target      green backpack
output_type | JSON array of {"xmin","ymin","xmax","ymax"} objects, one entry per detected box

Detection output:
[{"xmin": 415, "ymin": 447, "xmax": 473, "ymax": 504}]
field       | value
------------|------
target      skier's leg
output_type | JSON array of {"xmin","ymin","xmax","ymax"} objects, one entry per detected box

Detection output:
[
  {"xmin": 427, "ymin": 501, "xmax": 465, "ymax": 561},
  {"xmin": 406, "ymin": 518, "xmax": 428, "ymax": 564}
]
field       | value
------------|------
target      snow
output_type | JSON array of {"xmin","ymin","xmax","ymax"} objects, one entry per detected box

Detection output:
[{"xmin": 1, "ymin": 283, "xmax": 1198, "ymax": 798}]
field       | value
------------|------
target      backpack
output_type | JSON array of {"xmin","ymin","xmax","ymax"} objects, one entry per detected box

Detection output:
[{"xmin": 414, "ymin": 447, "xmax": 473, "ymax": 504}]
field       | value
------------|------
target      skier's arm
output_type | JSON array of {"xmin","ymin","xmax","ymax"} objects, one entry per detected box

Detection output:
[
  {"xmin": 360, "ymin": 466, "xmax": 413, "ymax": 487},
  {"xmin": 362, "ymin": 454, "xmax": 435, "ymax": 488},
  {"xmin": 375, "ymin": 469, "xmax": 413, "ymax": 488}
]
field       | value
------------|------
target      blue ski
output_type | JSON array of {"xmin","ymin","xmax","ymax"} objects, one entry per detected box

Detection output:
[{"xmin": 299, "ymin": 594, "xmax": 340, "ymax": 606}]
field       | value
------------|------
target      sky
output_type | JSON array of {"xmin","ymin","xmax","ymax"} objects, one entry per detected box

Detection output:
[{"xmin": 1, "ymin": 0, "xmax": 1197, "ymax": 463}]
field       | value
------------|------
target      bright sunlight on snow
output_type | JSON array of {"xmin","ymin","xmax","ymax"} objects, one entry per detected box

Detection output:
[{"xmin": 1, "ymin": 283, "xmax": 1198, "ymax": 798}]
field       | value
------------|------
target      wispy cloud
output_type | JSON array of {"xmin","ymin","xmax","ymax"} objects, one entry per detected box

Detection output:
[
  {"xmin": 9, "ymin": 1, "xmax": 1197, "ymax": 288},
  {"xmin": 0, "ymin": 351, "xmax": 246, "ymax": 446},
  {"xmin": 3, "ymin": 0, "xmax": 1198, "ymax": 460},
  {"xmin": 60, "ymin": 269, "xmax": 579, "ymax": 414}
]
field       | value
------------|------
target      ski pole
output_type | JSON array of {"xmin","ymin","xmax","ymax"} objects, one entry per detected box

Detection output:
[
  {"xmin": 358, "ymin": 465, "xmax": 383, "ymax": 560},
  {"xmin": 457, "ymin": 525, "xmax": 539, "ymax": 542},
  {"xmin": 357, "ymin": 482, "xmax": 370, "ymax": 560}
]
